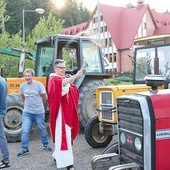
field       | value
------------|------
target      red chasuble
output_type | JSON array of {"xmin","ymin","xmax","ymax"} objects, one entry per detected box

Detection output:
[{"xmin": 47, "ymin": 76, "xmax": 79, "ymax": 150}]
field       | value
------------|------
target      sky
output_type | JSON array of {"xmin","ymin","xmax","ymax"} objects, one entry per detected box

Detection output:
[{"xmin": 78, "ymin": 0, "xmax": 170, "ymax": 13}]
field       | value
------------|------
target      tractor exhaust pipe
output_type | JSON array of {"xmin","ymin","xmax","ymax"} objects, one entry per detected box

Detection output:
[{"xmin": 144, "ymin": 75, "xmax": 165, "ymax": 94}]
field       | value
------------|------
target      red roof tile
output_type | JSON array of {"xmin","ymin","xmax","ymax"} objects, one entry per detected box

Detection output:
[
  {"xmin": 61, "ymin": 22, "xmax": 87, "ymax": 35},
  {"xmin": 154, "ymin": 25, "xmax": 170, "ymax": 35}
]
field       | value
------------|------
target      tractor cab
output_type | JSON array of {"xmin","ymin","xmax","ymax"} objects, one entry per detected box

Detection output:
[
  {"xmin": 133, "ymin": 34, "xmax": 170, "ymax": 88},
  {"xmin": 34, "ymin": 34, "xmax": 110, "ymax": 83}
]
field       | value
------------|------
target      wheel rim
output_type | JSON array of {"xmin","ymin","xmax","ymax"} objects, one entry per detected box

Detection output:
[
  {"xmin": 86, "ymin": 93, "xmax": 97, "ymax": 119},
  {"xmin": 92, "ymin": 123, "xmax": 109, "ymax": 143},
  {"xmin": 3, "ymin": 106, "xmax": 22, "ymax": 134}
]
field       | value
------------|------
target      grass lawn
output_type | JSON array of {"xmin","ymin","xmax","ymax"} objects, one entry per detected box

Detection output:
[{"xmin": 105, "ymin": 78, "xmax": 133, "ymax": 85}]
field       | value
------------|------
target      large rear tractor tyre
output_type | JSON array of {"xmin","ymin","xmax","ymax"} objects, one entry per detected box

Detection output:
[
  {"xmin": 84, "ymin": 116, "xmax": 113, "ymax": 148},
  {"xmin": 78, "ymin": 80, "xmax": 107, "ymax": 129},
  {"xmin": 4, "ymin": 94, "xmax": 24, "ymax": 142}
]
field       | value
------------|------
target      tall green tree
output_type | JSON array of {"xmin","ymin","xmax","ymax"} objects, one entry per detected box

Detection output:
[
  {"xmin": 27, "ymin": 12, "xmax": 64, "ymax": 50},
  {"xmin": 4, "ymin": 0, "xmax": 50, "ymax": 35},
  {"xmin": 4, "ymin": 0, "xmax": 90, "ymax": 35},
  {"xmin": 57, "ymin": 0, "xmax": 90, "ymax": 28},
  {"xmin": 0, "ymin": 0, "xmax": 90, "ymax": 77},
  {"xmin": 0, "ymin": 12, "xmax": 64, "ymax": 77},
  {"xmin": 0, "ymin": 32, "xmax": 33, "ymax": 78},
  {"xmin": 0, "ymin": 0, "xmax": 9, "ymax": 34}
]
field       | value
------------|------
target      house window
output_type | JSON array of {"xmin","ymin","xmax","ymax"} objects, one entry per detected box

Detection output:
[
  {"xmin": 101, "ymin": 27, "xmax": 103, "ymax": 33},
  {"xmin": 143, "ymin": 22, "xmax": 146, "ymax": 29},
  {"xmin": 109, "ymin": 38, "xmax": 112, "ymax": 47},
  {"xmin": 100, "ymin": 15, "xmax": 103, "ymax": 21},
  {"xmin": 93, "ymin": 17, "xmax": 98, "ymax": 23},
  {"xmin": 104, "ymin": 26, "xmax": 107, "ymax": 32},
  {"xmin": 93, "ymin": 17, "xmax": 95, "ymax": 23},
  {"xmin": 93, "ymin": 28, "xmax": 97, "ymax": 34},
  {"xmin": 109, "ymin": 55, "xmax": 112, "ymax": 62},
  {"xmin": 114, "ymin": 53, "xmax": 116, "ymax": 62},
  {"xmin": 103, "ymin": 39, "xmax": 107, "ymax": 47}
]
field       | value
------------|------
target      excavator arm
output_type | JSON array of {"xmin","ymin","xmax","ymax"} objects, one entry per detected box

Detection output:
[
  {"xmin": 0, "ymin": 47, "xmax": 36, "ymax": 77},
  {"xmin": 0, "ymin": 47, "xmax": 35, "ymax": 60}
]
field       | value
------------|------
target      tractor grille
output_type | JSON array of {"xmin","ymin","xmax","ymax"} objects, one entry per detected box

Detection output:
[
  {"xmin": 99, "ymin": 91, "xmax": 114, "ymax": 121},
  {"xmin": 117, "ymin": 98, "xmax": 144, "ymax": 169}
]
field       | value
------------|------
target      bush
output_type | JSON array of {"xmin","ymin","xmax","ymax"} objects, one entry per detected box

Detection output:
[
  {"xmin": 115, "ymin": 76, "xmax": 132, "ymax": 82},
  {"xmin": 110, "ymin": 79, "xmax": 120, "ymax": 85}
]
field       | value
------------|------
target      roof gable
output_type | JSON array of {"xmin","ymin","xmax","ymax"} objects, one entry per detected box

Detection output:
[
  {"xmin": 100, "ymin": 4, "xmax": 150, "ymax": 50},
  {"xmin": 99, "ymin": 5, "xmax": 124, "ymax": 49}
]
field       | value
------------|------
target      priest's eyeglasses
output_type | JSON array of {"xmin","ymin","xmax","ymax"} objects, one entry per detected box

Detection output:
[{"xmin": 56, "ymin": 66, "xmax": 66, "ymax": 70}]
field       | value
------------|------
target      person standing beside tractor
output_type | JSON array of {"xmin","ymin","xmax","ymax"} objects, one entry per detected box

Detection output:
[
  {"xmin": 0, "ymin": 76, "xmax": 10, "ymax": 169},
  {"xmin": 48, "ymin": 59, "xmax": 83, "ymax": 170},
  {"xmin": 17, "ymin": 68, "xmax": 52, "ymax": 157}
]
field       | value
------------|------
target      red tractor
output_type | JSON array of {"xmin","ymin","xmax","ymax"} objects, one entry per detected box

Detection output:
[{"xmin": 91, "ymin": 75, "xmax": 170, "ymax": 169}]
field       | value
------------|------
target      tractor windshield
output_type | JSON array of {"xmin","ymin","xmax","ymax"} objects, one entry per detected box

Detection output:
[
  {"xmin": 82, "ymin": 41, "xmax": 102, "ymax": 73},
  {"xmin": 134, "ymin": 44, "xmax": 170, "ymax": 84},
  {"xmin": 35, "ymin": 46, "xmax": 55, "ymax": 77},
  {"xmin": 34, "ymin": 35, "xmax": 108, "ymax": 78}
]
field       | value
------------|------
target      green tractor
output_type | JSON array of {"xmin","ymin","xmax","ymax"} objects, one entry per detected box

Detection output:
[{"xmin": 3, "ymin": 34, "xmax": 111, "ymax": 142}]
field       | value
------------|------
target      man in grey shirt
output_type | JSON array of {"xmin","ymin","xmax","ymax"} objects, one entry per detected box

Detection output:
[{"xmin": 17, "ymin": 68, "xmax": 52, "ymax": 157}]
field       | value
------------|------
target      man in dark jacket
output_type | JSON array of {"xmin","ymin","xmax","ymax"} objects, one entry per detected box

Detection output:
[{"xmin": 0, "ymin": 76, "xmax": 10, "ymax": 169}]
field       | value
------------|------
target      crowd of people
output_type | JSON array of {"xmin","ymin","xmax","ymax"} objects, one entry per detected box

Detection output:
[{"xmin": 0, "ymin": 59, "xmax": 83, "ymax": 170}]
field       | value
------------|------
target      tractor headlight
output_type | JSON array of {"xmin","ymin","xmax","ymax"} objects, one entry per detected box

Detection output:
[
  {"xmin": 134, "ymin": 137, "xmax": 142, "ymax": 151},
  {"xmin": 120, "ymin": 132, "xmax": 126, "ymax": 144}
]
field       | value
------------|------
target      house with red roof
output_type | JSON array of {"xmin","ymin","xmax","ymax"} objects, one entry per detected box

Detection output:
[{"xmin": 62, "ymin": 0, "xmax": 170, "ymax": 74}]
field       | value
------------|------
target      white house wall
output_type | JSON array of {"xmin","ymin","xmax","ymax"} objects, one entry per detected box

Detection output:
[
  {"xmin": 135, "ymin": 9, "xmax": 155, "ymax": 39},
  {"xmin": 145, "ymin": 9, "xmax": 155, "ymax": 35},
  {"xmin": 136, "ymin": 13, "xmax": 147, "ymax": 38},
  {"xmin": 87, "ymin": 9, "xmax": 117, "ymax": 72}
]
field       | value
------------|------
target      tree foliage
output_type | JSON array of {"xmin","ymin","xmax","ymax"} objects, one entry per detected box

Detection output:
[
  {"xmin": 4, "ymin": 0, "xmax": 90, "ymax": 35},
  {"xmin": 0, "ymin": 0, "xmax": 90, "ymax": 78},
  {"xmin": 0, "ymin": 11, "xmax": 64, "ymax": 77},
  {"xmin": 126, "ymin": 3, "xmax": 135, "ymax": 8},
  {"xmin": 27, "ymin": 13, "xmax": 64, "ymax": 50},
  {"xmin": 0, "ymin": 0, "xmax": 10, "ymax": 34},
  {"xmin": 55, "ymin": 0, "xmax": 90, "ymax": 28},
  {"xmin": 0, "ymin": 32, "xmax": 33, "ymax": 77}
]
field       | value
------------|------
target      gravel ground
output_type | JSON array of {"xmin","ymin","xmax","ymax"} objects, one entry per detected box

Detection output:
[{"xmin": 0, "ymin": 124, "xmax": 116, "ymax": 170}]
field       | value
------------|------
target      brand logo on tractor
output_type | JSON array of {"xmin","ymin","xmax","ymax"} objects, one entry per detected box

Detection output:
[
  {"xmin": 127, "ymin": 135, "xmax": 133, "ymax": 145},
  {"xmin": 156, "ymin": 129, "xmax": 170, "ymax": 140}
]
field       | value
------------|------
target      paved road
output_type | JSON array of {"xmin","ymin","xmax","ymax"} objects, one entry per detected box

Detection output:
[{"xmin": 1, "ymin": 124, "xmax": 114, "ymax": 170}]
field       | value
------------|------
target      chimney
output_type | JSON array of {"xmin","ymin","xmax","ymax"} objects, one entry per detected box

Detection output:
[
  {"xmin": 137, "ymin": 0, "xmax": 144, "ymax": 5},
  {"xmin": 137, "ymin": 0, "xmax": 144, "ymax": 10}
]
